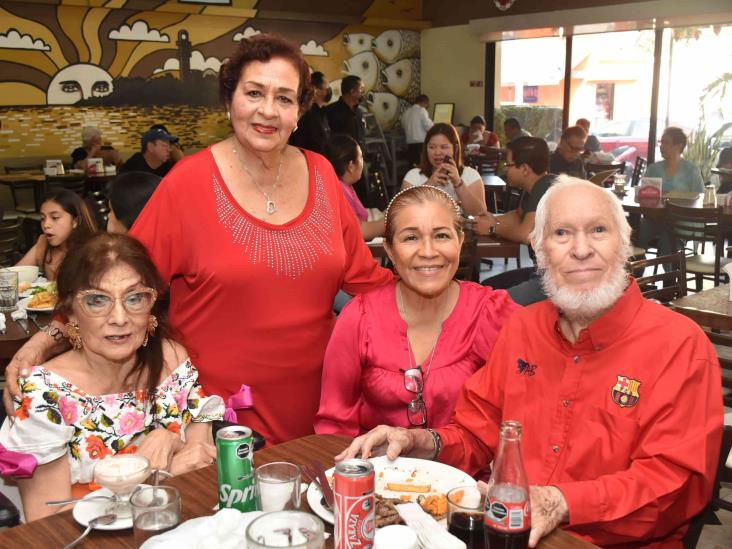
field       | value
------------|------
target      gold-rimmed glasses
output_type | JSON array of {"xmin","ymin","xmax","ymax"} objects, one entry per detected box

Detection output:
[{"xmin": 76, "ymin": 288, "xmax": 158, "ymax": 317}]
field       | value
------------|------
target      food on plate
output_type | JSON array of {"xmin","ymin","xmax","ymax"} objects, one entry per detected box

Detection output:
[
  {"xmin": 375, "ymin": 495, "xmax": 404, "ymax": 527},
  {"xmin": 18, "ymin": 281, "xmax": 32, "ymax": 293},
  {"xmin": 417, "ymin": 494, "xmax": 447, "ymax": 519},
  {"xmin": 385, "ymin": 482, "xmax": 431, "ymax": 493},
  {"xmin": 28, "ymin": 290, "xmax": 58, "ymax": 309}
]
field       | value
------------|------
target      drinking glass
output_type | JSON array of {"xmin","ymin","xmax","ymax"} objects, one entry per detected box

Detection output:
[
  {"xmin": 0, "ymin": 270, "xmax": 18, "ymax": 313},
  {"xmin": 255, "ymin": 462, "xmax": 301, "ymax": 512},
  {"xmin": 131, "ymin": 485, "xmax": 181, "ymax": 546},
  {"xmin": 613, "ymin": 174, "xmax": 627, "ymax": 193},
  {"xmin": 447, "ymin": 486, "xmax": 486, "ymax": 549},
  {"xmin": 93, "ymin": 454, "xmax": 151, "ymax": 519},
  {"xmin": 246, "ymin": 511, "xmax": 324, "ymax": 548}
]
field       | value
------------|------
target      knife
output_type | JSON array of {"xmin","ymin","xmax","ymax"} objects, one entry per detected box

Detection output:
[
  {"xmin": 16, "ymin": 318, "xmax": 29, "ymax": 334},
  {"xmin": 312, "ymin": 460, "xmax": 335, "ymax": 510}
]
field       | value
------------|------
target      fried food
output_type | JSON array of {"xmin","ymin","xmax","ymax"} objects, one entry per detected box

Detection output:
[
  {"xmin": 28, "ymin": 290, "xmax": 57, "ymax": 309},
  {"xmin": 385, "ymin": 482, "xmax": 431, "ymax": 493},
  {"xmin": 417, "ymin": 494, "xmax": 448, "ymax": 519},
  {"xmin": 375, "ymin": 495, "xmax": 405, "ymax": 527}
]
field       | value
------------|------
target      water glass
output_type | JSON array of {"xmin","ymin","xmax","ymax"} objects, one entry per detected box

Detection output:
[
  {"xmin": 246, "ymin": 511, "xmax": 324, "ymax": 548},
  {"xmin": 447, "ymin": 486, "xmax": 486, "ymax": 549},
  {"xmin": 131, "ymin": 485, "xmax": 181, "ymax": 546},
  {"xmin": 255, "ymin": 462, "xmax": 301, "ymax": 512},
  {"xmin": 613, "ymin": 174, "xmax": 627, "ymax": 193},
  {"xmin": 0, "ymin": 270, "xmax": 18, "ymax": 313}
]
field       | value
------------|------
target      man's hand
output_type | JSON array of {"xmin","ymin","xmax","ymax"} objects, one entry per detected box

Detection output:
[
  {"xmin": 335, "ymin": 425, "xmax": 433, "ymax": 462},
  {"xmin": 136, "ymin": 428, "xmax": 184, "ymax": 472},
  {"xmin": 169, "ymin": 441, "xmax": 216, "ymax": 476},
  {"xmin": 528, "ymin": 485, "xmax": 569, "ymax": 547},
  {"xmin": 476, "ymin": 482, "xmax": 568, "ymax": 548},
  {"xmin": 475, "ymin": 213, "xmax": 497, "ymax": 235}
]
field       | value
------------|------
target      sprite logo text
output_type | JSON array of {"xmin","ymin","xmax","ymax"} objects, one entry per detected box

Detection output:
[{"xmin": 219, "ymin": 482, "xmax": 255, "ymax": 508}]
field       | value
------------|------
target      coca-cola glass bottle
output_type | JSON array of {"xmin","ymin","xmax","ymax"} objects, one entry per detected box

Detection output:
[{"xmin": 483, "ymin": 420, "xmax": 530, "ymax": 549}]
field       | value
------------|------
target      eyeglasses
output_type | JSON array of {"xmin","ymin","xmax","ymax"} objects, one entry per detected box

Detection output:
[
  {"xmin": 76, "ymin": 288, "xmax": 158, "ymax": 317},
  {"xmin": 403, "ymin": 367, "xmax": 427, "ymax": 426}
]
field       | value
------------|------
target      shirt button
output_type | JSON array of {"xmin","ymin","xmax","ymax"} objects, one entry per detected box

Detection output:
[
  {"xmin": 573, "ymin": 355, "xmax": 580, "ymax": 363},
  {"xmin": 552, "ymin": 445, "xmax": 560, "ymax": 453},
  {"xmin": 562, "ymin": 400, "xmax": 570, "ymax": 408}
]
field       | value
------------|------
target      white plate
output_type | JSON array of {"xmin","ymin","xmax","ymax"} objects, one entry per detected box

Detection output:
[
  {"xmin": 72, "ymin": 487, "xmax": 132, "ymax": 530},
  {"xmin": 140, "ymin": 509, "xmax": 262, "ymax": 548},
  {"xmin": 18, "ymin": 296, "xmax": 55, "ymax": 313},
  {"xmin": 19, "ymin": 281, "xmax": 50, "ymax": 298},
  {"xmin": 306, "ymin": 456, "xmax": 475, "ymax": 525}
]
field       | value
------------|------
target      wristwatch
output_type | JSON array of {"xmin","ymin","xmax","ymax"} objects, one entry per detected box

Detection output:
[{"xmin": 489, "ymin": 221, "xmax": 499, "ymax": 236}]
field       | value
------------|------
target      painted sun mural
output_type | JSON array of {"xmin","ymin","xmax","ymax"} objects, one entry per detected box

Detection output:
[{"xmin": 0, "ymin": 0, "xmax": 423, "ymax": 160}]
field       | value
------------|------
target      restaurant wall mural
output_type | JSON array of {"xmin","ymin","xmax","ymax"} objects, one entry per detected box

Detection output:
[{"xmin": 0, "ymin": 0, "xmax": 423, "ymax": 162}]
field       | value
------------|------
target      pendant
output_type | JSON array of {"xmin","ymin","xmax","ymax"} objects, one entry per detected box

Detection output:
[{"xmin": 266, "ymin": 199, "xmax": 277, "ymax": 215}]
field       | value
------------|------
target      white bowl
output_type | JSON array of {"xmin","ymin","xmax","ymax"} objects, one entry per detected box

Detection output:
[{"xmin": 4, "ymin": 266, "xmax": 39, "ymax": 284}]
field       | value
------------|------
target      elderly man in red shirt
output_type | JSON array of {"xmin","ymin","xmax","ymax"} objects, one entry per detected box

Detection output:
[{"xmin": 339, "ymin": 176, "xmax": 723, "ymax": 548}]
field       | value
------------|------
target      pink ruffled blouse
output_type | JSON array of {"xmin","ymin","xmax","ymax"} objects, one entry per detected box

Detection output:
[{"xmin": 314, "ymin": 281, "xmax": 519, "ymax": 436}]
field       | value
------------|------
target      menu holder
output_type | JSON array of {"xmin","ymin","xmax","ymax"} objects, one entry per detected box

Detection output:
[
  {"xmin": 638, "ymin": 177, "xmax": 662, "ymax": 200},
  {"xmin": 589, "ymin": 169, "xmax": 618, "ymax": 187},
  {"xmin": 44, "ymin": 159, "xmax": 64, "ymax": 176},
  {"xmin": 87, "ymin": 157, "xmax": 104, "ymax": 176}
]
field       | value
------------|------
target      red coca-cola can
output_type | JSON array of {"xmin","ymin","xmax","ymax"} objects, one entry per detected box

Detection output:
[{"xmin": 334, "ymin": 458, "xmax": 375, "ymax": 549}]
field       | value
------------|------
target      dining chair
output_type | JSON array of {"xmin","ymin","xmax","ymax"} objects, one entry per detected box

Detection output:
[
  {"xmin": 629, "ymin": 156, "xmax": 647, "ymax": 187},
  {"xmin": 628, "ymin": 250, "xmax": 686, "ymax": 303},
  {"xmin": 456, "ymin": 227, "xmax": 480, "ymax": 282},
  {"xmin": 666, "ymin": 202, "xmax": 731, "ymax": 291},
  {"xmin": 0, "ymin": 220, "xmax": 23, "ymax": 266},
  {"xmin": 46, "ymin": 175, "xmax": 86, "ymax": 197}
]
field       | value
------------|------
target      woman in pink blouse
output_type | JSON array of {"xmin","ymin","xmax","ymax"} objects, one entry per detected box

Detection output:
[{"xmin": 315, "ymin": 186, "xmax": 518, "ymax": 436}]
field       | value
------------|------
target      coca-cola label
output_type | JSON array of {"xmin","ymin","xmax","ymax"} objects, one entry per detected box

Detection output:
[{"xmin": 485, "ymin": 497, "xmax": 530, "ymax": 532}]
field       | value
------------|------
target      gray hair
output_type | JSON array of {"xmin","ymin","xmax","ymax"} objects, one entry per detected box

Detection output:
[
  {"xmin": 529, "ymin": 175, "xmax": 632, "ymax": 266},
  {"xmin": 81, "ymin": 126, "xmax": 101, "ymax": 147}
]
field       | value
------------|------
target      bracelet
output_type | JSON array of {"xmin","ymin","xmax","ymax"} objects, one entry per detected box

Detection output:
[
  {"xmin": 41, "ymin": 324, "xmax": 64, "ymax": 342},
  {"xmin": 453, "ymin": 179, "xmax": 464, "ymax": 189},
  {"xmin": 489, "ymin": 221, "xmax": 500, "ymax": 236},
  {"xmin": 426, "ymin": 428, "xmax": 443, "ymax": 460}
]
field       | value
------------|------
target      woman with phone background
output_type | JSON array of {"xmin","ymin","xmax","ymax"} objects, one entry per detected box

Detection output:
[{"xmin": 401, "ymin": 123, "xmax": 487, "ymax": 216}]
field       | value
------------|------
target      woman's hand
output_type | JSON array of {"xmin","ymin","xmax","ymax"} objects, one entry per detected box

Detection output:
[
  {"xmin": 169, "ymin": 441, "xmax": 216, "ymax": 476},
  {"xmin": 427, "ymin": 166, "xmax": 450, "ymax": 188},
  {"xmin": 136, "ymin": 428, "xmax": 184, "ymax": 472},
  {"xmin": 335, "ymin": 425, "xmax": 434, "ymax": 462},
  {"xmin": 440, "ymin": 158, "xmax": 461, "ymax": 187},
  {"xmin": 3, "ymin": 344, "xmax": 46, "ymax": 418}
]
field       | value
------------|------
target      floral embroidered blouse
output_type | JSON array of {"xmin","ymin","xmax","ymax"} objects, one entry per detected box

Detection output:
[{"xmin": 0, "ymin": 359, "xmax": 224, "ymax": 484}]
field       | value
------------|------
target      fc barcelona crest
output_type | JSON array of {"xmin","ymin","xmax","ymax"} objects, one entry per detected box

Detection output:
[{"xmin": 611, "ymin": 375, "xmax": 641, "ymax": 408}]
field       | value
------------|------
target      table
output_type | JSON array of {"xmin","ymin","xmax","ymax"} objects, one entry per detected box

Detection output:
[
  {"xmin": 0, "ymin": 434, "xmax": 598, "ymax": 548},
  {"xmin": 483, "ymin": 174, "xmax": 506, "ymax": 213},
  {"xmin": 0, "ymin": 173, "xmax": 115, "ymax": 212},
  {"xmin": 671, "ymin": 284, "xmax": 732, "ymax": 331},
  {"xmin": 0, "ymin": 311, "xmax": 51, "ymax": 378},
  {"xmin": 613, "ymin": 189, "xmax": 732, "ymax": 221}
]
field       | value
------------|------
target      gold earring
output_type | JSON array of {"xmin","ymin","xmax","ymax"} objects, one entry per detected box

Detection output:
[
  {"xmin": 143, "ymin": 315, "xmax": 158, "ymax": 347},
  {"xmin": 226, "ymin": 111, "xmax": 231, "ymax": 121},
  {"xmin": 66, "ymin": 322, "xmax": 82, "ymax": 350}
]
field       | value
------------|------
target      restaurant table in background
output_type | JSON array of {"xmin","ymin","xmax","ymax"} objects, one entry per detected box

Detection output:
[
  {"xmin": 0, "ymin": 172, "xmax": 115, "ymax": 212},
  {"xmin": 483, "ymin": 174, "xmax": 506, "ymax": 213},
  {"xmin": 0, "ymin": 434, "xmax": 598, "ymax": 548},
  {"xmin": 671, "ymin": 284, "xmax": 732, "ymax": 331},
  {"xmin": 0, "ymin": 311, "xmax": 49, "ymax": 377},
  {"xmin": 612, "ymin": 188, "xmax": 732, "ymax": 221},
  {"xmin": 368, "ymin": 233, "xmax": 519, "ymax": 262}
]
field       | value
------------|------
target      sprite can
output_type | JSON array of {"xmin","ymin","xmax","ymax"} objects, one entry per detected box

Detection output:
[{"xmin": 216, "ymin": 425, "xmax": 256, "ymax": 512}]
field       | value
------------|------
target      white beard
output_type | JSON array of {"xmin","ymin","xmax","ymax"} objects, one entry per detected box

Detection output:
[{"xmin": 541, "ymin": 262, "xmax": 628, "ymax": 323}]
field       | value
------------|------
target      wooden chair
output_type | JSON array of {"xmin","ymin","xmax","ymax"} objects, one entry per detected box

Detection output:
[
  {"xmin": 456, "ymin": 227, "xmax": 480, "ymax": 282},
  {"xmin": 46, "ymin": 175, "xmax": 86, "ymax": 197},
  {"xmin": 628, "ymin": 251, "xmax": 686, "ymax": 303},
  {"xmin": 0, "ymin": 220, "xmax": 23, "ymax": 266},
  {"xmin": 587, "ymin": 161, "xmax": 626, "ymax": 176},
  {"xmin": 666, "ymin": 202, "xmax": 731, "ymax": 291},
  {"xmin": 466, "ymin": 149, "xmax": 503, "ymax": 176},
  {"xmin": 629, "ymin": 156, "xmax": 647, "ymax": 187}
]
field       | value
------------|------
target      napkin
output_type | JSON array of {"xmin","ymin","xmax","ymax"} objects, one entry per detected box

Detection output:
[
  {"xmin": 11, "ymin": 308, "xmax": 27, "ymax": 321},
  {"xmin": 0, "ymin": 314, "xmax": 5, "ymax": 332},
  {"xmin": 396, "ymin": 502, "xmax": 466, "ymax": 549},
  {"xmin": 140, "ymin": 509, "xmax": 262, "ymax": 549}
]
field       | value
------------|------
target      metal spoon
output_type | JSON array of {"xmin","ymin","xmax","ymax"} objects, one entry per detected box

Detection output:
[
  {"xmin": 46, "ymin": 495, "xmax": 114, "ymax": 506},
  {"xmin": 62, "ymin": 513, "xmax": 116, "ymax": 549}
]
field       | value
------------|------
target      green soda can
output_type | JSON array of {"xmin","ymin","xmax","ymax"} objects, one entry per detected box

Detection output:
[{"xmin": 216, "ymin": 426, "xmax": 257, "ymax": 512}]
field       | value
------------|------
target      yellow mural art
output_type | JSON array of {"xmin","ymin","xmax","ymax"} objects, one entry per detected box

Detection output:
[{"xmin": 0, "ymin": 0, "xmax": 427, "ymax": 161}]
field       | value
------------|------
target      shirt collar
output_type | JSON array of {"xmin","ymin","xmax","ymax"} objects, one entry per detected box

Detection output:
[{"xmin": 548, "ymin": 278, "xmax": 644, "ymax": 353}]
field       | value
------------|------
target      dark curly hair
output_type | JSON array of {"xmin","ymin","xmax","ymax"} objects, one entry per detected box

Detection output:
[{"xmin": 219, "ymin": 34, "xmax": 313, "ymax": 114}]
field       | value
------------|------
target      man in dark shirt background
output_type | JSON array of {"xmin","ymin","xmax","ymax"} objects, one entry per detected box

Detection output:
[
  {"xmin": 478, "ymin": 136, "xmax": 556, "ymax": 305},
  {"xmin": 290, "ymin": 72, "xmax": 331, "ymax": 155},
  {"xmin": 120, "ymin": 127, "xmax": 176, "ymax": 177},
  {"xmin": 550, "ymin": 125, "xmax": 587, "ymax": 179},
  {"xmin": 325, "ymin": 75, "xmax": 368, "ymax": 201}
]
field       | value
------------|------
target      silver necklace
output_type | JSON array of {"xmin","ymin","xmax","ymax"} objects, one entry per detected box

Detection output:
[
  {"xmin": 232, "ymin": 145, "xmax": 284, "ymax": 215},
  {"xmin": 397, "ymin": 282, "xmax": 450, "ymax": 379}
]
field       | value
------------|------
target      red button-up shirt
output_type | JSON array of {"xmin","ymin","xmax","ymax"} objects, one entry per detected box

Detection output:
[{"xmin": 437, "ymin": 280, "xmax": 723, "ymax": 548}]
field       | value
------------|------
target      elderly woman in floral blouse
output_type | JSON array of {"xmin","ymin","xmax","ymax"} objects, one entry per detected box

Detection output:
[{"xmin": 0, "ymin": 233, "xmax": 223, "ymax": 522}]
